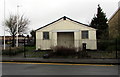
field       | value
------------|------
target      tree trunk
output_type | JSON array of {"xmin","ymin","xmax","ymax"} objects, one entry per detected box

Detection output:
[
  {"xmin": 12, "ymin": 35, "xmax": 15, "ymax": 47},
  {"xmin": 34, "ymin": 36, "xmax": 36, "ymax": 45}
]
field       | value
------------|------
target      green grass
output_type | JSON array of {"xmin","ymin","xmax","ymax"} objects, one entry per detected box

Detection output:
[
  {"xmin": 25, "ymin": 51, "xmax": 49, "ymax": 58},
  {"xmin": 25, "ymin": 46, "xmax": 36, "ymax": 51}
]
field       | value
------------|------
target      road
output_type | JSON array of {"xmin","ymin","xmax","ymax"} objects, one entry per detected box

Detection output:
[{"xmin": 1, "ymin": 62, "xmax": 119, "ymax": 75}]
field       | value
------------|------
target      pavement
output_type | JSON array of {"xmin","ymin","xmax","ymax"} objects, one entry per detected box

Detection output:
[{"xmin": 1, "ymin": 55, "xmax": 120, "ymax": 64}]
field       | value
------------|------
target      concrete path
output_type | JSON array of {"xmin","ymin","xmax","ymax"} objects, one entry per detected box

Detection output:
[{"xmin": 2, "ymin": 55, "xmax": 119, "ymax": 64}]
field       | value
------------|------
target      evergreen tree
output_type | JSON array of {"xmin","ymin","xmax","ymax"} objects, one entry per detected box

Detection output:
[{"xmin": 90, "ymin": 4, "xmax": 108, "ymax": 39}]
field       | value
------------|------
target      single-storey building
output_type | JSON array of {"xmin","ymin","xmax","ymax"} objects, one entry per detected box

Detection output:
[{"xmin": 36, "ymin": 16, "xmax": 97, "ymax": 51}]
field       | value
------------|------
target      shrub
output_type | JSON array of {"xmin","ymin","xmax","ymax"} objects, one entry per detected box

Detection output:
[
  {"xmin": 97, "ymin": 40, "xmax": 115, "ymax": 51},
  {"xmin": 105, "ymin": 45, "xmax": 116, "ymax": 51},
  {"xmin": 50, "ymin": 46, "xmax": 90, "ymax": 58},
  {"xmin": 52, "ymin": 46, "xmax": 77, "ymax": 56},
  {"xmin": 2, "ymin": 47, "xmax": 24, "ymax": 56},
  {"xmin": 117, "ymin": 39, "xmax": 120, "ymax": 51},
  {"xmin": 77, "ymin": 51, "xmax": 90, "ymax": 58}
]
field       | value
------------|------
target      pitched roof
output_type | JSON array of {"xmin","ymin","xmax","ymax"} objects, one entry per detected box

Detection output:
[
  {"xmin": 108, "ymin": 7, "xmax": 120, "ymax": 22},
  {"xmin": 35, "ymin": 16, "xmax": 95, "ymax": 31}
]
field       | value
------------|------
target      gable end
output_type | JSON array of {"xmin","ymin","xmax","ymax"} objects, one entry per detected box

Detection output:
[{"xmin": 35, "ymin": 16, "xmax": 96, "ymax": 31}]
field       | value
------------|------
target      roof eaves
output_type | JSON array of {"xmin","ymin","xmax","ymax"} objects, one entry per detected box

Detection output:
[
  {"xmin": 65, "ymin": 16, "xmax": 89, "ymax": 26},
  {"xmin": 35, "ymin": 17, "xmax": 63, "ymax": 31},
  {"xmin": 65, "ymin": 16, "xmax": 96, "ymax": 30}
]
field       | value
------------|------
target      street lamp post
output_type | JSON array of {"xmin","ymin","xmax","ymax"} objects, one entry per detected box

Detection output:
[
  {"xmin": 3, "ymin": 0, "xmax": 6, "ymax": 50},
  {"xmin": 16, "ymin": 5, "xmax": 19, "ymax": 47}
]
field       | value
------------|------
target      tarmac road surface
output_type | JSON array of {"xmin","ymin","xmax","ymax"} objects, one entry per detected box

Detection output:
[{"xmin": 1, "ymin": 62, "xmax": 119, "ymax": 75}]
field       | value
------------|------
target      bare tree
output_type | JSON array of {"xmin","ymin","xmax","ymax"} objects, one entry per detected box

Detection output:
[{"xmin": 5, "ymin": 14, "xmax": 30, "ymax": 47}]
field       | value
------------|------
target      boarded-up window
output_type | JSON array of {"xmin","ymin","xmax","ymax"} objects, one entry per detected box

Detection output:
[
  {"xmin": 82, "ymin": 31, "xmax": 89, "ymax": 39},
  {"xmin": 43, "ymin": 32, "xmax": 49, "ymax": 40}
]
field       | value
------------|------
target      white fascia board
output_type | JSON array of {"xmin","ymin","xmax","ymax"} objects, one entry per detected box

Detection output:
[{"xmin": 52, "ymin": 30, "xmax": 80, "ymax": 32}]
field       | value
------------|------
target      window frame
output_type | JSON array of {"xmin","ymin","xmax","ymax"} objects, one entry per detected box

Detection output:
[
  {"xmin": 43, "ymin": 32, "xmax": 49, "ymax": 40},
  {"xmin": 81, "ymin": 30, "xmax": 89, "ymax": 39}
]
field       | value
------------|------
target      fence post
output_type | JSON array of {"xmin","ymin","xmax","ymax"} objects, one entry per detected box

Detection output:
[
  {"xmin": 116, "ymin": 39, "xmax": 117, "ymax": 59},
  {"xmin": 24, "ymin": 37, "xmax": 26, "ymax": 58},
  {"xmin": 9, "ymin": 38, "xmax": 11, "ymax": 56}
]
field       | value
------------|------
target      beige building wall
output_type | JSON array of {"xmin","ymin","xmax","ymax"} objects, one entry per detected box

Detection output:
[
  {"xmin": 108, "ymin": 8, "xmax": 120, "ymax": 38},
  {"xmin": 36, "ymin": 18, "xmax": 97, "ymax": 50}
]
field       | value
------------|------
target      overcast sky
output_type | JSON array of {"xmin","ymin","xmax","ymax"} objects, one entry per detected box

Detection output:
[{"xmin": 0, "ymin": 0, "xmax": 119, "ymax": 36}]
